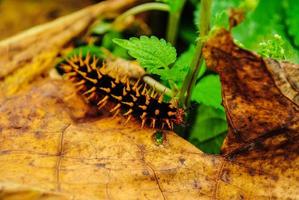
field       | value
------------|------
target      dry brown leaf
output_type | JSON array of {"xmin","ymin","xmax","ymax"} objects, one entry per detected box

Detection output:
[
  {"xmin": 1, "ymin": 79, "xmax": 298, "ymax": 200},
  {"xmin": 203, "ymin": 29, "xmax": 299, "ymax": 198},
  {"xmin": 0, "ymin": 4, "xmax": 298, "ymax": 200},
  {"xmin": 203, "ymin": 29, "xmax": 298, "ymax": 152},
  {"xmin": 264, "ymin": 59, "xmax": 299, "ymax": 105}
]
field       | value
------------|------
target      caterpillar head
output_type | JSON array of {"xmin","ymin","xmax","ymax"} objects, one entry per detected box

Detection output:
[{"xmin": 173, "ymin": 108, "xmax": 185, "ymax": 125}]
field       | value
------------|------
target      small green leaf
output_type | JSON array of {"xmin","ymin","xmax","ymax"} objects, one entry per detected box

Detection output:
[
  {"xmin": 189, "ymin": 105, "xmax": 227, "ymax": 154},
  {"xmin": 102, "ymin": 31, "xmax": 122, "ymax": 50},
  {"xmin": 160, "ymin": 45, "xmax": 195, "ymax": 86},
  {"xmin": 258, "ymin": 34, "xmax": 286, "ymax": 60},
  {"xmin": 154, "ymin": 131, "xmax": 165, "ymax": 145},
  {"xmin": 173, "ymin": 45, "xmax": 195, "ymax": 69},
  {"xmin": 192, "ymin": 74, "xmax": 223, "ymax": 110},
  {"xmin": 113, "ymin": 36, "xmax": 177, "ymax": 74}
]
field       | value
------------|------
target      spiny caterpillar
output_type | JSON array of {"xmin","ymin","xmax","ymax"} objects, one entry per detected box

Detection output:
[{"xmin": 57, "ymin": 53, "xmax": 184, "ymax": 130}]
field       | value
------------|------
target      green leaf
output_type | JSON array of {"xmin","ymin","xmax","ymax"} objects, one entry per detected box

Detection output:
[
  {"xmin": 284, "ymin": 0, "xmax": 299, "ymax": 48},
  {"xmin": 189, "ymin": 105, "xmax": 228, "ymax": 154},
  {"xmin": 102, "ymin": 31, "xmax": 122, "ymax": 50},
  {"xmin": 257, "ymin": 34, "xmax": 296, "ymax": 60},
  {"xmin": 190, "ymin": 133, "xmax": 226, "ymax": 154},
  {"xmin": 173, "ymin": 45, "xmax": 195, "ymax": 69},
  {"xmin": 178, "ymin": 22, "xmax": 197, "ymax": 44},
  {"xmin": 191, "ymin": 74, "xmax": 223, "ymax": 110},
  {"xmin": 160, "ymin": 45, "xmax": 194, "ymax": 86},
  {"xmin": 113, "ymin": 36, "xmax": 177, "ymax": 74},
  {"xmin": 233, "ymin": 0, "xmax": 299, "ymax": 62},
  {"xmin": 158, "ymin": 45, "xmax": 206, "ymax": 89},
  {"xmin": 112, "ymin": 45, "xmax": 131, "ymax": 59},
  {"xmin": 101, "ymin": 31, "xmax": 130, "ymax": 59},
  {"xmin": 233, "ymin": 0, "xmax": 284, "ymax": 49}
]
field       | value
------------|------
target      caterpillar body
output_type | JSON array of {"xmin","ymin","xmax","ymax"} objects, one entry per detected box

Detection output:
[{"xmin": 57, "ymin": 54, "xmax": 184, "ymax": 130}]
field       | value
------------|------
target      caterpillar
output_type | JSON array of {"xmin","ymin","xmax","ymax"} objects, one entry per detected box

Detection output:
[{"xmin": 57, "ymin": 53, "xmax": 184, "ymax": 130}]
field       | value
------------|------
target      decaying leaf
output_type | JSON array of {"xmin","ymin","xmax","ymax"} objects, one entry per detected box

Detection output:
[
  {"xmin": 203, "ymin": 29, "xmax": 299, "ymax": 199},
  {"xmin": 0, "ymin": 79, "xmax": 298, "ymax": 199},
  {"xmin": 0, "ymin": 4, "xmax": 298, "ymax": 200},
  {"xmin": 264, "ymin": 59, "xmax": 299, "ymax": 105}
]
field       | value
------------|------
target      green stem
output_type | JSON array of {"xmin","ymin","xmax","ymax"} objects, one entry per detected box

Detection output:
[
  {"xmin": 166, "ymin": 0, "xmax": 187, "ymax": 45},
  {"xmin": 114, "ymin": 2, "xmax": 170, "ymax": 27},
  {"xmin": 179, "ymin": 0, "xmax": 212, "ymax": 108},
  {"xmin": 143, "ymin": 76, "xmax": 174, "ymax": 97}
]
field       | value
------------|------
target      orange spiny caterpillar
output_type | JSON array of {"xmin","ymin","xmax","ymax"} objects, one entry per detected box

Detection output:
[{"xmin": 57, "ymin": 53, "xmax": 184, "ymax": 130}]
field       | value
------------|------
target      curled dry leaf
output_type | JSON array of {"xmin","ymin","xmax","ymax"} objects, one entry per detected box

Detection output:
[
  {"xmin": 203, "ymin": 29, "xmax": 299, "ymax": 198},
  {"xmin": 264, "ymin": 59, "xmax": 299, "ymax": 105}
]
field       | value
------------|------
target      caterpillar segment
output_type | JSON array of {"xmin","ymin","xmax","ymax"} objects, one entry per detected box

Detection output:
[{"xmin": 57, "ymin": 53, "xmax": 185, "ymax": 130}]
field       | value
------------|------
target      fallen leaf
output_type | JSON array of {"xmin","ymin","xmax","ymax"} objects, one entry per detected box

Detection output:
[
  {"xmin": 1, "ymin": 79, "xmax": 298, "ymax": 199},
  {"xmin": 203, "ymin": 29, "xmax": 299, "ymax": 199},
  {"xmin": 203, "ymin": 29, "xmax": 298, "ymax": 152},
  {"xmin": 264, "ymin": 59, "xmax": 299, "ymax": 105}
]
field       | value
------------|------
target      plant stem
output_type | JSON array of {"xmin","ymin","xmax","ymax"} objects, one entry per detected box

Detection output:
[
  {"xmin": 166, "ymin": 0, "xmax": 187, "ymax": 45},
  {"xmin": 143, "ymin": 76, "xmax": 174, "ymax": 97},
  {"xmin": 114, "ymin": 2, "xmax": 170, "ymax": 28},
  {"xmin": 179, "ymin": 0, "xmax": 212, "ymax": 108}
]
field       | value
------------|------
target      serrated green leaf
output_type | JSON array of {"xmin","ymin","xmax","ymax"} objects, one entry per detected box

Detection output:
[
  {"xmin": 189, "ymin": 105, "xmax": 227, "ymax": 154},
  {"xmin": 158, "ymin": 45, "xmax": 206, "ymax": 88},
  {"xmin": 173, "ymin": 45, "xmax": 195, "ymax": 69},
  {"xmin": 113, "ymin": 36, "xmax": 177, "ymax": 74},
  {"xmin": 191, "ymin": 74, "xmax": 223, "ymax": 110},
  {"xmin": 160, "ymin": 45, "xmax": 194, "ymax": 85}
]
